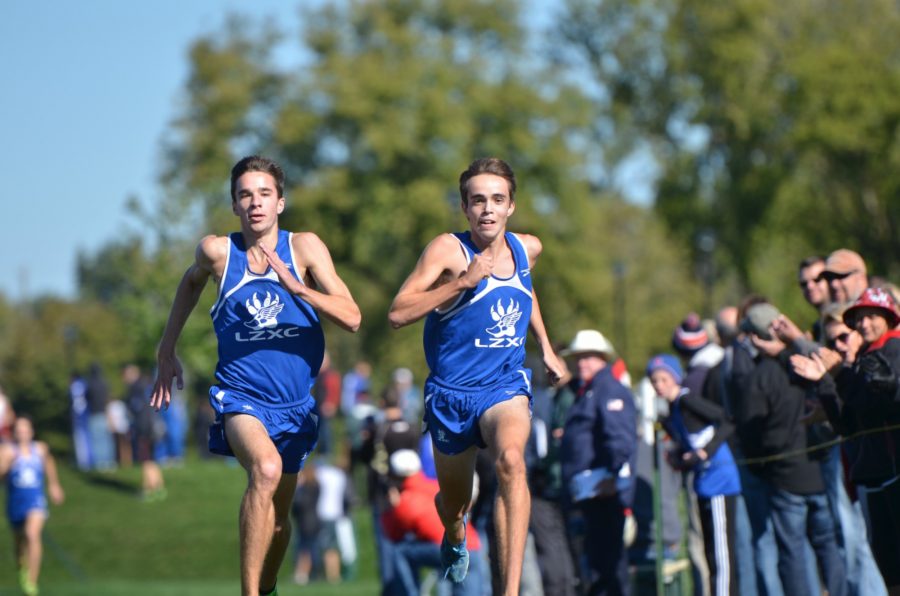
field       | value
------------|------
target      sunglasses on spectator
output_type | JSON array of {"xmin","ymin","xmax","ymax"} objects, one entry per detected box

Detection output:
[
  {"xmin": 817, "ymin": 270, "xmax": 858, "ymax": 282},
  {"xmin": 827, "ymin": 332, "xmax": 851, "ymax": 348}
]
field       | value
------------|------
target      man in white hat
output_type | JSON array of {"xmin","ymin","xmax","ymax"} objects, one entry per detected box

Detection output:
[{"xmin": 559, "ymin": 329, "xmax": 637, "ymax": 595}]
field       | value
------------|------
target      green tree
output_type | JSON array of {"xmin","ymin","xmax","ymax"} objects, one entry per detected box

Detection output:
[
  {"xmin": 2, "ymin": 1, "xmax": 711, "ymax": 434},
  {"xmin": 155, "ymin": 0, "xmax": 702, "ymax": 383},
  {"xmin": 0, "ymin": 298, "xmax": 130, "ymax": 447},
  {"xmin": 559, "ymin": 0, "xmax": 900, "ymax": 312},
  {"xmin": 31, "ymin": 0, "xmax": 702, "ymax": 421},
  {"xmin": 3, "ymin": 1, "xmax": 711, "ymax": 429},
  {"xmin": 76, "ymin": 232, "xmax": 217, "ymax": 376}
]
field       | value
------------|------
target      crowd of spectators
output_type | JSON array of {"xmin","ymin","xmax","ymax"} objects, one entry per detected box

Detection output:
[
  {"xmin": 7, "ymin": 246, "xmax": 900, "ymax": 595},
  {"xmin": 231, "ymin": 245, "xmax": 900, "ymax": 595},
  {"xmin": 67, "ymin": 363, "xmax": 187, "ymax": 500},
  {"xmin": 387, "ymin": 246, "xmax": 898, "ymax": 596}
]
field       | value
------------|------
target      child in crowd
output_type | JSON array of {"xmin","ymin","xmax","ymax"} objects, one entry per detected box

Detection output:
[{"xmin": 648, "ymin": 354, "xmax": 741, "ymax": 596}]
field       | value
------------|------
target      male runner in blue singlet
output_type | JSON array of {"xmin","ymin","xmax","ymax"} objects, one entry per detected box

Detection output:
[
  {"xmin": 389, "ymin": 157, "xmax": 565, "ymax": 596},
  {"xmin": 0, "ymin": 416, "xmax": 65, "ymax": 596},
  {"xmin": 151, "ymin": 156, "xmax": 361, "ymax": 596}
]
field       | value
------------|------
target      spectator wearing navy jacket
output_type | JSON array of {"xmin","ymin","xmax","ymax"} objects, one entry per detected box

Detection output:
[{"xmin": 560, "ymin": 329, "xmax": 637, "ymax": 596}]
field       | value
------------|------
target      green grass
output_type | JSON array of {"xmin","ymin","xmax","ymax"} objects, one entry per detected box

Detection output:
[{"xmin": 0, "ymin": 456, "xmax": 379, "ymax": 595}]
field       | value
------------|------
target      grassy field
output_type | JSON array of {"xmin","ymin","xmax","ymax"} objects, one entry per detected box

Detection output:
[
  {"xmin": 0, "ymin": 451, "xmax": 697, "ymax": 595},
  {"xmin": 0, "ymin": 456, "xmax": 380, "ymax": 595}
]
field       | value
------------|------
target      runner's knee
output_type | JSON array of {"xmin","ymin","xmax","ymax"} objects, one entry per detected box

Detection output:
[
  {"xmin": 24, "ymin": 527, "xmax": 41, "ymax": 544},
  {"xmin": 436, "ymin": 490, "xmax": 469, "ymax": 524},
  {"xmin": 249, "ymin": 456, "xmax": 283, "ymax": 493},
  {"xmin": 495, "ymin": 447, "xmax": 525, "ymax": 482}
]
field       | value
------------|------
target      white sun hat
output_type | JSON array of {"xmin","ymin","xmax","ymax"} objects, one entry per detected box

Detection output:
[{"xmin": 559, "ymin": 329, "xmax": 617, "ymax": 360}]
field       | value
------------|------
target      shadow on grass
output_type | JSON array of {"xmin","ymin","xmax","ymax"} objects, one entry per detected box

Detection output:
[
  {"xmin": 31, "ymin": 579, "xmax": 382, "ymax": 596},
  {"xmin": 81, "ymin": 471, "xmax": 139, "ymax": 495}
]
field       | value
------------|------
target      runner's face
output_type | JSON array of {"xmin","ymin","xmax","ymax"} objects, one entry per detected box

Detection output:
[
  {"xmin": 232, "ymin": 171, "xmax": 284, "ymax": 233},
  {"xmin": 13, "ymin": 418, "xmax": 33, "ymax": 443},
  {"xmin": 462, "ymin": 174, "xmax": 514, "ymax": 243}
]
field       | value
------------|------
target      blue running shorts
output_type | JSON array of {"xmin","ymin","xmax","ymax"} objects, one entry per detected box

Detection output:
[
  {"xmin": 7, "ymin": 495, "xmax": 47, "ymax": 529},
  {"xmin": 424, "ymin": 369, "xmax": 532, "ymax": 455},
  {"xmin": 208, "ymin": 387, "xmax": 319, "ymax": 474}
]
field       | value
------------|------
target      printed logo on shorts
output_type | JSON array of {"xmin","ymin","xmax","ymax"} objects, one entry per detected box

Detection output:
[
  {"xmin": 436, "ymin": 429, "xmax": 448, "ymax": 443},
  {"xmin": 475, "ymin": 298, "xmax": 524, "ymax": 348}
]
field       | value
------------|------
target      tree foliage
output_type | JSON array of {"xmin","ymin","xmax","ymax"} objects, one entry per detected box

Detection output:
[
  {"xmin": 30, "ymin": 0, "xmax": 881, "ymax": 434},
  {"xmin": 559, "ymin": 0, "xmax": 900, "ymax": 314},
  {"xmin": 150, "ymin": 0, "xmax": 700, "ymax": 383},
  {"xmin": 0, "ymin": 299, "xmax": 130, "ymax": 444}
]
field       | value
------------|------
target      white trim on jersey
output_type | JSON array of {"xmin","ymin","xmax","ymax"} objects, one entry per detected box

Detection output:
[
  {"xmin": 210, "ymin": 234, "xmax": 307, "ymax": 322},
  {"xmin": 508, "ymin": 233, "xmax": 531, "ymax": 269},
  {"xmin": 438, "ymin": 233, "xmax": 531, "ymax": 321},
  {"xmin": 209, "ymin": 235, "xmax": 234, "ymax": 315},
  {"xmin": 211, "ymin": 269, "xmax": 280, "ymax": 322},
  {"xmin": 434, "ymin": 235, "xmax": 472, "ymax": 316},
  {"xmin": 440, "ymin": 274, "xmax": 531, "ymax": 321},
  {"xmin": 288, "ymin": 232, "xmax": 301, "ymax": 279}
]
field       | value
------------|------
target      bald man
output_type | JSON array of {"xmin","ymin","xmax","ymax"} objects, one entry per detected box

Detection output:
[{"xmin": 822, "ymin": 249, "xmax": 867, "ymax": 305}]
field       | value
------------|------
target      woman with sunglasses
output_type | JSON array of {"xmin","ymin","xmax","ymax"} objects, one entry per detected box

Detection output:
[{"xmin": 792, "ymin": 287, "xmax": 900, "ymax": 594}]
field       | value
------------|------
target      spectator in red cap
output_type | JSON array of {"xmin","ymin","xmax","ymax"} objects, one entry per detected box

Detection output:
[
  {"xmin": 792, "ymin": 286, "xmax": 900, "ymax": 592},
  {"xmin": 844, "ymin": 286, "xmax": 900, "ymax": 341}
]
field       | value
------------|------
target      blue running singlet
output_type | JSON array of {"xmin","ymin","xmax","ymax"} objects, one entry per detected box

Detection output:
[
  {"xmin": 209, "ymin": 230, "xmax": 325, "ymax": 409},
  {"xmin": 6, "ymin": 443, "xmax": 47, "ymax": 526},
  {"xmin": 423, "ymin": 232, "xmax": 533, "ymax": 390}
]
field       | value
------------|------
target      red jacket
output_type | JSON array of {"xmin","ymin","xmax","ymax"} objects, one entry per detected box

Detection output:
[{"xmin": 381, "ymin": 472, "xmax": 481, "ymax": 550}]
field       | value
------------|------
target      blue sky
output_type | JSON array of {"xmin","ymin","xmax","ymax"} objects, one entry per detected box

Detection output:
[{"xmin": 0, "ymin": 1, "xmax": 302, "ymax": 300}]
